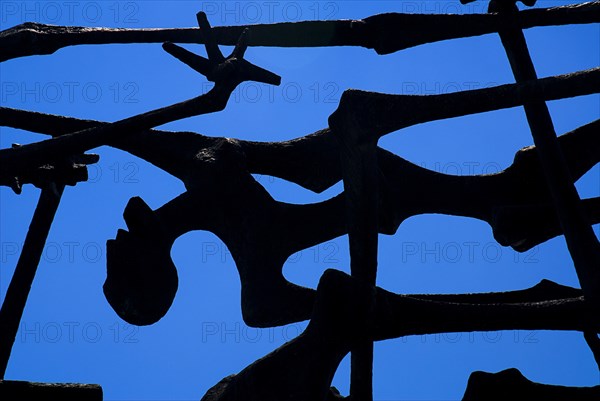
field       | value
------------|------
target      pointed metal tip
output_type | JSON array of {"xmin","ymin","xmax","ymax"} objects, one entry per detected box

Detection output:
[
  {"xmin": 162, "ymin": 41, "xmax": 183, "ymax": 58},
  {"xmin": 162, "ymin": 41, "xmax": 213, "ymax": 77},
  {"xmin": 10, "ymin": 177, "xmax": 22, "ymax": 195},
  {"xmin": 196, "ymin": 11, "xmax": 211, "ymax": 30},
  {"xmin": 233, "ymin": 28, "xmax": 251, "ymax": 59}
]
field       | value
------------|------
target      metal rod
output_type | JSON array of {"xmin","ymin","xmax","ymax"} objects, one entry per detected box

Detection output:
[
  {"xmin": 347, "ymin": 144, "xmax": 378, "ymax": 401},
  {"xmin": 0, "ymin": 183, "xmax": 65, "ymax": 379},
  {"xmin": 330, "ymin": 104, "xmax": 380, "ymax": 400},
  {"xmin": 1, "ymin": 2, "xmax": 598, "ymax": 62},
  {"xmin": 493, "ymin": 1, "xmax": 600, "ymax": 309}
]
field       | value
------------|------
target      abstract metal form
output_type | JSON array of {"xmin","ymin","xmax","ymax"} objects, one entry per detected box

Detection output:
[{"xmin": 0, "ymin": 1, "xmax": 598, "ymax": 400}]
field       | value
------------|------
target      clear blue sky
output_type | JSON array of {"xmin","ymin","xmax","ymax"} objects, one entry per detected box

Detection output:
[{"xmin": 0, "ymin": 1, "xmax": 598, "ymax": 400}]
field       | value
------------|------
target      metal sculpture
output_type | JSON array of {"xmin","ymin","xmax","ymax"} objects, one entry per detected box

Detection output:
[{"xmin": 0, "ymin": 1, "xmax": 598, "ymax": 400}]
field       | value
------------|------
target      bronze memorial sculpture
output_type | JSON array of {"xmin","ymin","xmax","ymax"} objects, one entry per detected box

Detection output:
[{"xmin": 0, "ymin": 0, "xmax": 599, "ymax": 399}]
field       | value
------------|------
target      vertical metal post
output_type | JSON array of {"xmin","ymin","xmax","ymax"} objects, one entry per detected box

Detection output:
[
  {"xmin": 347, "ymin": 142, "xmax": 378, "ymax": 401},
  {"xmin": 492, "ymin": 0, "xmax": 600, "ymax": 309},
  {"xmin": 0, "ymin": 183, "xmax": 65, "ymax": 378},
  {"xmin": 331, "ymin": 105, "xmax": 379, "ymax": 401}
]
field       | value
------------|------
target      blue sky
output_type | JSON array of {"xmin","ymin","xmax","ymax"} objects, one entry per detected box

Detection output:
[{"xmin": 0, "ymin": 1, "xmax": 599, "ymax": 400}]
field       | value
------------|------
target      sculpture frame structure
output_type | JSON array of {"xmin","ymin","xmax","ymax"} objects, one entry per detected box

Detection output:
[{"xmin": 0, "ymin": 1, "xmax": 598, "ymax": 400}]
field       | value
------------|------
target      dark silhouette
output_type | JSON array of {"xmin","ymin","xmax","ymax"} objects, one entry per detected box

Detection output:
[{"xmin": 0, "ymin": 1, "xmax": 598, "ymax": 400}]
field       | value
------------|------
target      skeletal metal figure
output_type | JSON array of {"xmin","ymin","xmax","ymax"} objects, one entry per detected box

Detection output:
[
  {"xmin": 1, "ymin": 3, "xmax": 599, "ymax": 400},
  {"xmin": 2, "ymin": 106, "xmax": 597, "ymax": 327}
]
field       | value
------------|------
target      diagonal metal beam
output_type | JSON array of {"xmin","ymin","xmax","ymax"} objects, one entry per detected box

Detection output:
[
  {"xmin": 330, "ymin": 91, "xmax": 380, "ymax": 401},
  {"xmin": 0, "ymin": 183, "xmax": 65, "ymax": 379},
  {"xmin": 491, "ymin": 0, "xmax": 600, "ymax": 312}
]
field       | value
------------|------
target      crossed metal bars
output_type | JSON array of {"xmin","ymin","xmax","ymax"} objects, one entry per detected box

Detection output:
[{"xmin": 0, "ymin": 1, "xmax": 598, "ymax": 400}]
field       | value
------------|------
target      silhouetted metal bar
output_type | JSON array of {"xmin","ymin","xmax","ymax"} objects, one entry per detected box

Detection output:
[
  {"xmin": 493, "ymin": 1, "xmax": 600, "ymax": 310},
  {"xmin": 0, "ymin": 380, "xmax": 103, "ymax": 400},
  {"xmin": 330, "ymin": 99, "xmax": 380, "ymax": 401},
  {"xmin": 347, "ymin": 142, "xmax": 378, "ymax": 401},
  {"xmin": 0, "ymin": 2, "xmax": 598, "ymax": 62},
  {"xmin": 583, "ymin": 332, "xmax": 600, "ymax": 371},
  {"xmin": 0, "ymin": 183, "xmax": 65, "ymax": 379}
]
